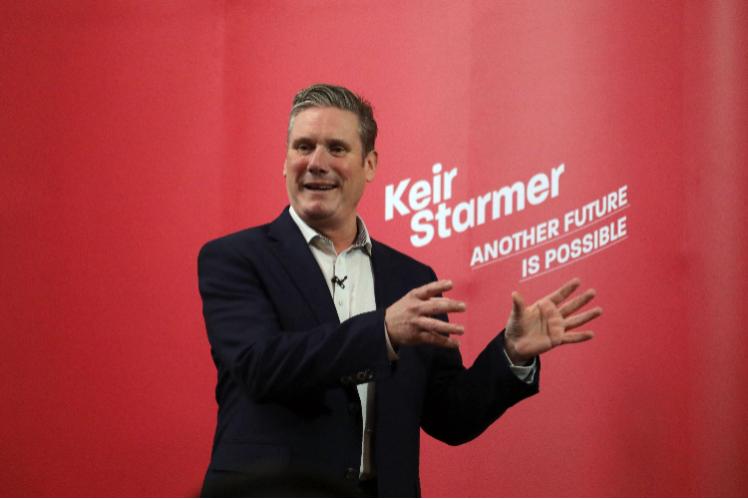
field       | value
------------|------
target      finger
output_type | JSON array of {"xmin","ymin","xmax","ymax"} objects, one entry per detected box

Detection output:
[
  {"xmin": 558, "ymin": 289, "xmax": 596, "ymax": 317},
  {"xmin": 412, "ymin": 280, "xmax": 454, "ymax": 300},
  {"xmin": 413, "ymin": 316, "xmax": 465, "ymax": 336},
  {"xmin": 564, "ymin": 307, "xmax": 603, "ymax": 330},
  {"xmin": 418, "ymin": 297, "xmax": 466, "ymax": 316},
  {"xmin": 545, "ymin": 277, "xmax": 581, "ymax": 305},
  {"xmin": 539, "ymin": 300, "xmax": 563, "ymax": 344},
  {"xmin": 417, "ymin": 330, "xmax": 460, "ymax": 349},
  {"xmin": 561, "ymin": 330, "xmax": 595, "ymax": 344},
  {"xmin": 511, "ymin": 291, "xmax": 525, "ymax": 319}
]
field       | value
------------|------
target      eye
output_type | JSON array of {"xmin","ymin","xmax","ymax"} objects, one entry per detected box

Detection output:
[
  {"xmin": 295, "ymin": 141, "xmax": 313, "ymax": 154},
  {"xmin": 328, "ymin": 142, "xmax": 348, "ymax": 156}
]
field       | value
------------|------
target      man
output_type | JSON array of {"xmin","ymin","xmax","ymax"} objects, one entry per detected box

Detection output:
[{"xmin": 198, "ymin": 84, "xmax": 601, "ymax": 497}]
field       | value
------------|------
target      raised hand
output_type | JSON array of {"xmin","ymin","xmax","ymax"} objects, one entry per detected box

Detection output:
[
  {"xmin": 504, "ymin": 278, "xmax": 602, "ymax": 364},
  {"xmin": 385, "ymin": 280, "xmax": 466, "ymax": 349}
]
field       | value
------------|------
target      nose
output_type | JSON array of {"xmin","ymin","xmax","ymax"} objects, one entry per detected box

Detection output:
[{"xmin": 306, "ymin": 145, "xmax": 329, "ymax": 174}]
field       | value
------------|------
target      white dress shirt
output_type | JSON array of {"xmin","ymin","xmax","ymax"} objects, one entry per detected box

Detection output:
[{"xmin": 287, "ymin": 206, "xmax": 536, "ymax": 478}]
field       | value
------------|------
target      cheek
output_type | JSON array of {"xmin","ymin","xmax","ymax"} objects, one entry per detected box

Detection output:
[
  {"xmin": 348, "ymin": 176, "xmax": 367, "ymax": 200},
  {"xmin": 285, "ymin": 161, "xmax": 305, "ymax": 179},
  {"xmin": 284, "ymin": 167, "xmax": 301, "ymax": 193}
]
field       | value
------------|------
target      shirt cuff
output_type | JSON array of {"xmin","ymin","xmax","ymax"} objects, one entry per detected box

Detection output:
[
  {"xmin": 384, "ymin": 323, "xmax": 399, "ymax": 361},
  {"xmin": 503, "ymin": 348, "xmax": 537, "ymax": 384}
]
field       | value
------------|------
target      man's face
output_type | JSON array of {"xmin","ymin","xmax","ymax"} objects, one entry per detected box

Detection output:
[{"xmin": 284, "ymin": 107, "xmax": 377, "ymax": 232}]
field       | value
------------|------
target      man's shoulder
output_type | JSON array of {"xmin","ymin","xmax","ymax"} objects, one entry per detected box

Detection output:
[
  {"xmin": 199, "ymin": 209, "xmax": 292, "ymax": 258},
  {"xmin": 200, "ymin": 222, "xmax": 272, "ymax": 256}
]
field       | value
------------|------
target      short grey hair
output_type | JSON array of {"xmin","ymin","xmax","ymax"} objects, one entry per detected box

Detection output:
[{"xmin": 288, "ymin": 83, "xmax": 378, "ymax": 156}]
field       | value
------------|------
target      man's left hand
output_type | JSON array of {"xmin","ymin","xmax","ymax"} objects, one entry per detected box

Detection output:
[{"xmin": 504, "ymin": 278, "xmax": 602, "ymax": 365}]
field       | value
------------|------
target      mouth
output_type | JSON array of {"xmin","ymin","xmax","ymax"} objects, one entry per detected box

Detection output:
[{"xmin": 303, "ymin": 182, "xmax": 338, "ymax": 191}]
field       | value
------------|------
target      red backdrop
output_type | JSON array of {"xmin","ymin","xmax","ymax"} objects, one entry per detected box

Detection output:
[{"xmin": 2, "ymin": 1, "xmax": 747, "ymax": 496}]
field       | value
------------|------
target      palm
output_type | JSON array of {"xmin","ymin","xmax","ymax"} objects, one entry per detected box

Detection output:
[{"xmin": 504, "ymin": 278, "xmax": 602, "ymax": 363}]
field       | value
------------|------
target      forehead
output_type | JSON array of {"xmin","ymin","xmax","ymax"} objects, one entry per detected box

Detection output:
[{"xmin": 289, "ymin": 107, "xmax": 361, "ymax": 144}]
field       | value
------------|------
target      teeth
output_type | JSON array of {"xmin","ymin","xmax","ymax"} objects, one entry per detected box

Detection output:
[{"xmin": 306, "ymin": 184, "xmax": 335, "ymax": 190}]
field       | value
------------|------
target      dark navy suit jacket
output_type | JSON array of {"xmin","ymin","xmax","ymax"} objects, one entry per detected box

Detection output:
[{"xmin": 197, "ymin": 208, "xmax": 539, "ymax": 497}]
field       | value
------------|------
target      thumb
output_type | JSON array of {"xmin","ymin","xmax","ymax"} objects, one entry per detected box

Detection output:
[{"xmin": 511, "ymin": 291, "xmax": 525, "ymax": 319}]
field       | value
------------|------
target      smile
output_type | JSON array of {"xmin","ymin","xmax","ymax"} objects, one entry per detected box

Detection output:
[{"xmin": 304, "ymin": 183, "xmax": 338, "ymax": 191}]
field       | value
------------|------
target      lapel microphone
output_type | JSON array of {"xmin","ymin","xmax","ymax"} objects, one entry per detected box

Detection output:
[{"xmin": 331, "ymin": 275, "xmax": 348, "ymax": 289}]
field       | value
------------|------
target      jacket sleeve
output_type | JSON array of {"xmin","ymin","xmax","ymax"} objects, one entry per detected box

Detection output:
[
  {"xmin": 198, "ymin": 236, "xmax": 393, "ymax": 402},
  {"xmin": 419, "ymin": 272, "xmax": 540, "ymax": 446}
]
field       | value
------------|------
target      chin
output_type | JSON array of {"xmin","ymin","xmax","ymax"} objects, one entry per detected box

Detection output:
[
  {"xmin": 297, "ymin": 204, "xmax": 334, "ymax": 221},
  {"xmin": 305, "ymin": 210, "xmax": 333, "ymax": 221}
]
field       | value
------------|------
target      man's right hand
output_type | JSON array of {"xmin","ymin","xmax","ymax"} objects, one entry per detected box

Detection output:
[{"xmin": 385, "ymin": 280, "xmax": 466, "ymax": 349}]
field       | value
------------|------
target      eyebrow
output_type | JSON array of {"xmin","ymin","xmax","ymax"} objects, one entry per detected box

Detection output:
[
  {"xmin": 290, "ymin": 137, "xmax": 352, "ymax": 150},
  {"xmin": 326, "ymin": 139, "xmax": 351, "ymax": 150}
]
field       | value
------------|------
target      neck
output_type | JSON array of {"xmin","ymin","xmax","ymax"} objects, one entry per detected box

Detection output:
[
  {"xmin": 317, "ymin": 221, "xmax": 358, "ymax": 254},
  {"xmin": 296, "ymin": 211, "xmax": 358, "ymax": 254}
]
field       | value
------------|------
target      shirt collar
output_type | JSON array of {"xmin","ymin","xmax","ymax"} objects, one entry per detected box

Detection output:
[{"xmin": 288, "ymin": 205, "xmax": 372, "ymax": 255}]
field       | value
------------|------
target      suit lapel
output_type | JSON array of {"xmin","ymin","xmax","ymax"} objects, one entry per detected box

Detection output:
[
  {"xmin": 265, "ymin": 209, "xmax": 403, "ymax": 325},
  {"xmin": 267, "ymin": 208, "xmax": 339, "ymax": 325},
  {"xmin": 371, "ymin": 240, "xmax": 401, "ymax": 310}
]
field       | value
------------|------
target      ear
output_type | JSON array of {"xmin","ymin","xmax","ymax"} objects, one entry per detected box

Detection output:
[{"xmin": 364, "ymin": 150, "xmax": 378, "ymax": 182}]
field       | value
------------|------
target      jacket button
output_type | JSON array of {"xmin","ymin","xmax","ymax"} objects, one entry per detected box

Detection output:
[
  {"xmin": 355, "ymin": 371, "xmax": 367, "ymax": 382},
  {"xmin": 345, "ymin": 467, "xmax": 358, "ymax": 480}
]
